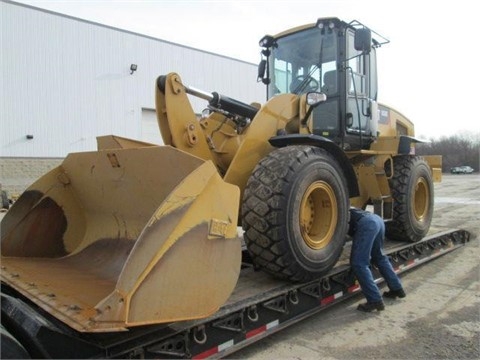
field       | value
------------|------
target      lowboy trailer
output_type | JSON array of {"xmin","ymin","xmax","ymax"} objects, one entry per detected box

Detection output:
[{"xmin": 1, "ymin": 229, "xmax": 470, "ymax": 359}]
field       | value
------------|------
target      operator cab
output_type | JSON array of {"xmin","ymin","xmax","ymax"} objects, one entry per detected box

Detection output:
[{"xmin": 258, "ymin": 18, "xmax": 389, "ymax": 150}]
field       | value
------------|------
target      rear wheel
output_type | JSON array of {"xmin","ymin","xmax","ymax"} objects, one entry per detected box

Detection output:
[
  {"xmin": 241, "ymin": 146, "xmax": 349, "ymax": 282},
  {"xmin": 386, "ymin": 156, "xmax": 434, "ymax": 242}
]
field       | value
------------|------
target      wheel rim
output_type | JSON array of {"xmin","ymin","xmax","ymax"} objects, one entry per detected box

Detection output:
[
  {"xmin": 414, "ymin": 177, "xmax": 429, "ymax": 221},
  {"xmin": 299, "ymin": 181, "xmax": 338, "ymax": 250}
]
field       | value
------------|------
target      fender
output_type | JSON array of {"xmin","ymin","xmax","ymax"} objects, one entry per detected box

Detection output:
[
  {"xmin": 398, "ymin": 135, "xmax": 424, "ymax": 155},
  {"xmin": 269, "ymin": 134, "xmax": 360, "ymax": 198}
]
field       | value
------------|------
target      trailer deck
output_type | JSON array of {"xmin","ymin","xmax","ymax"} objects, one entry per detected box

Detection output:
[{"xmin": 1, "ymin": 229, "xmax": 470, "ymax": 359}]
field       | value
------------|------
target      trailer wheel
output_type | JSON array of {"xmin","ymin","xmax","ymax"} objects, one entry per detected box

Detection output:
[
  {"xmin": 242, "ymin": 146, "xmax": 349, "ymax": 282},
  {"xmin": 386, "ymin": 156, "xmax": 434, "ymax": 242}
]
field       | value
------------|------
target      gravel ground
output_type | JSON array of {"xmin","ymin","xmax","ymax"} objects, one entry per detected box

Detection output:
[{"xmin": 230, "ymin": 174, "xmax": 480, "ymax": 360}]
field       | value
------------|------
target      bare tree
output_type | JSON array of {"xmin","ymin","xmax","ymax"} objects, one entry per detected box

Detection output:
[{"xmin": 416, "ymin": 133, "xmax": 479, "ymax": 173}]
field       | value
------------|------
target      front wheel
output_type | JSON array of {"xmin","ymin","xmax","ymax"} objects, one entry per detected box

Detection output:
[
  {"xmin": 386, "ymin": 156, "xmax": 434, "ymax": 242},
  {"xmin": 241, "ymin": 146, "xmax": 349, "ymax": 282}
]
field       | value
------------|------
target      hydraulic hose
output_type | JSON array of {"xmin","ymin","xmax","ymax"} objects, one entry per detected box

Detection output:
[{"xmin": 157, "ymin": 75, "xmax": 259, "ymax": 120}]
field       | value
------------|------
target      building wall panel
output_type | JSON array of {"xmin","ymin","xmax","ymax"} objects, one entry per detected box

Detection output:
[{"xmin": 1, "ymin": 1, "xmax": 265, "ymax": 158}]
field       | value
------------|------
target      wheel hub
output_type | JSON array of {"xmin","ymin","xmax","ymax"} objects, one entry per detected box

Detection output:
[
  {"xmin": 300, "ymin": 181, "xmax": 337, "ymax": 250},
  {"xmin": 414, "ymin": 177, "xmax": 429, "ymax": 221}
]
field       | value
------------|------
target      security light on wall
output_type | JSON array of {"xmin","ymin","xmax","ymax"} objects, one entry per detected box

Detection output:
[{"xmin": 130, "ymin": 64, "xmax": 138, "ymax": 74}]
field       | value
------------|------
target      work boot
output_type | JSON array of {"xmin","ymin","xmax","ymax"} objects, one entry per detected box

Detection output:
[
  {"xmin": 357, "ymin": 301, "xmax": 385, "ymax": 312},
  {"xmin": 383, "ymin": 288, "xmax": 406, "ymax": 299}
]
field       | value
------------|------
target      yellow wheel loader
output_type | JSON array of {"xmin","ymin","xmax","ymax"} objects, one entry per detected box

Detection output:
[{"xmin": 0, "ymin": 18, "xmax": 441, "ymax": 334}]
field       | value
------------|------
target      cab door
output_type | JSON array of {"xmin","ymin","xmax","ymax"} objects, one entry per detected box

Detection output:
[{"xmin": 344, "ymin": 30, "xmax": 378, "ymax": 149}]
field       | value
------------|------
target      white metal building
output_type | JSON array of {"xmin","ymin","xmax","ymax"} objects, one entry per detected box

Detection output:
[
  {"xmin": 0, "ymin": 0, "xmax": 265, "ymax": 194},
  {"xmin": 1, "ymin": 0, "xmax": 265, "ymax": 156}
]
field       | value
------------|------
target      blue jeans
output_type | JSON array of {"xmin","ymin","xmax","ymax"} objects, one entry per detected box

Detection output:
[{"xmin": 350, "ymin": 212, "xmax": 403, "ymax": 303}]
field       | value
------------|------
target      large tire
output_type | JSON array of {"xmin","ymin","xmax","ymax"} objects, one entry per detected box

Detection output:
[
  {"xmin": 241, "ymin": 146, "xmax": 349, "ymax": 282},
  {"xmin": 386, "ymin": 156, "xmax": 434, "ymax": 242}
]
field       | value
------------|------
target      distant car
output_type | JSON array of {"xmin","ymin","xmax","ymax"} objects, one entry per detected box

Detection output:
[{"xmin": 450, "ymin": 166, "xmax": 474, "ymax": 174}]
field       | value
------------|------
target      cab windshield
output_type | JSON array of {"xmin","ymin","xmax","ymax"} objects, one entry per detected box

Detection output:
[{"xmin": 267, "ymin": 27, "xmax": 338, "ymax": 99}]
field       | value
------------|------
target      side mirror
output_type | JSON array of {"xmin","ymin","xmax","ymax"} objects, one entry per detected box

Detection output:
[
  {"xmin": 257, "ymin": 59, "xmax": 267, "ymax": 82},
  {"xmin": 354, "ymin": 28, "xmax": 372, "ymax": 53}
]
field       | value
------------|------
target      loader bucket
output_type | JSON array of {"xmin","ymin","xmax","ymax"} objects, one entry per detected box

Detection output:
[{"xmin": 0, "ymin": 145, "xmax": 241, "ymax": 332}]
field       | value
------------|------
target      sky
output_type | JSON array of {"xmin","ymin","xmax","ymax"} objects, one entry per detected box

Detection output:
[{"xmin": 10, "ymin": 0, "xmax": 480, "ymax": 140}]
